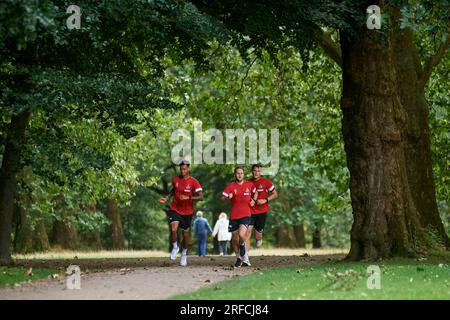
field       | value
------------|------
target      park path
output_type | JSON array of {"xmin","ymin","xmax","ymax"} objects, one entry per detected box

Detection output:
[{"xmin": 0, "ymin": 254, "xmax": 343, "ymax": 300}]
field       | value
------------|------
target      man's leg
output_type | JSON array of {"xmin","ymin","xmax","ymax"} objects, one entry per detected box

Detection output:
[
  {"xmin": 170, "ymin": 221, "xmax": 180, "ymax": 260},
  {"xmin": 231, "ymin": 230, "xmax": 239, "ymax": 254},
  {"xmin": 255, "ymin": 230, "xmax": 263, "ymax": 245},
  {"xmin": 231, "ymin": 230, "xmax": 243, "ymax": 267},
  {"xmin": 254, "ymin": 214, "xmax": 266, "ymax": 247},
  {"xmin": 238, "ymin": 224, "xmax": 248, "ymax": 257},
  {"xmin": 245, "ymin": 225, "xmax": 253, "ymax": 256},
  {"xmin": 180, "ymin": 229, "xmax": 190, "ymax": 266}
]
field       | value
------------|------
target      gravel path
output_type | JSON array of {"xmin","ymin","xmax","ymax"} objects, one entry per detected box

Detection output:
[{"xmin": 0, "ymin": 254, "xmax": 343, "ymax": 300}]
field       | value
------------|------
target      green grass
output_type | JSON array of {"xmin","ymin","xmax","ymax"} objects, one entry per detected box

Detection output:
[
  {"xmin": 0, "ymin": 267, "xmax": 61, "ymax": 288},
  {"xmin": 171, "ymin": 261, "xmax": 450, "ymax": 300}
]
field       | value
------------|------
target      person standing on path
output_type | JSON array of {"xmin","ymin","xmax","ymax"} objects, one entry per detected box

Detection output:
[
  {"xmin": 193, "ymin": 211, "xmax": 213, "ymax": 257},
  {"xmin": 212, "ymin": 212, "xmax": 232, "ymax": 256}
]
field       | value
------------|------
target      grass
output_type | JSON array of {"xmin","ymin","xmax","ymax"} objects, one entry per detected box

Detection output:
[
  {"xmin": 12, "ymin": 248, "xmax": 348, "ymax": 260},
  {"xmin": 0, "ymin": 267, "xmax": 61, "ymax": 288},
  {"xmin": 171, "ymin": 260, "xmax": 450, "ymax": 300}
]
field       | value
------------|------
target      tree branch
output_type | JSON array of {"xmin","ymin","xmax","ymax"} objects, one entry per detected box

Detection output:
[
  {"xmin": 311, "ymin": 27, "xmax": 342, "ymax": 68},
  {"xmin": 419, "ymin": 31, "xmax": 450, "ymax": 87}
]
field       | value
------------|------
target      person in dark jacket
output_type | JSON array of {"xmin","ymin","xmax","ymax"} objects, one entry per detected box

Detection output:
[{"xmin": 193, "ymin": 211, "xmax": 213, "ymax": 256}]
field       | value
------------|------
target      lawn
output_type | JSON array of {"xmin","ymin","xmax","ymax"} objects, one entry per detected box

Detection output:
[
  {"xmin": 171, "ymin": 259, "xmax": 450, "ymax": 300},
  {"xmin": 0, "ymin": 267, "xmax": 61, "ymax": 288}
]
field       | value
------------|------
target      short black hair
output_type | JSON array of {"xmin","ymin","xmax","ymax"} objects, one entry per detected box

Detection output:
[
  {"xmin": 252, "ymin": 163, "xmax": 262, "ymax": 170},
  {"xmin": 179, "ymin": 159, "xmax": 190, "ymax": 167},
  {"xmin": 234, "ymin": 166, "xmax": 244, "ymax": 174}
]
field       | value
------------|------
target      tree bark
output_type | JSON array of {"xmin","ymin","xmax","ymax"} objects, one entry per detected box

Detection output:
[
  {"xmin": 312, "ymin": 224, "xmax": 322, "ymax": 249},
  {"xmin": 340, "ymin": 8, "xmax": 448, "ymax": 259},
  {"xmin": 293, "ymin": 224, "xmax": 306, "ymax": 248},
  {"xmin": 80, "ymin": 203, "xmax": 102, "ymax": 250},
  {"xmin": 276, "ymin": 224, "xmax": 296, "ymax": 247},
  {"xmin": 14, "ymin": 204, "xmax": 50, "ymax": 254},
  {"xmin": 0, "ymin": 111, "xmax": 31, "ymax": 264},
  {"xmin": 51, "ymin": 195, "xmax": 79, "ymax": 249},
  {"xmin": 390, "ymin": 11, "xmax": 450, "ymax": 248},
  {"xmin": 106, "ymin": 199, "xmax": 124, "ymax": 250}
]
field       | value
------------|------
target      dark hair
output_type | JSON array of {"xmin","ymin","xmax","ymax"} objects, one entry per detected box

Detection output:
[
  {"xmin": 251, "ymin": 164, "xmax": 262, "ymax": 170},
  {"xmin": 179, "ymin": 159, "xmax": 190, "ymax": 167},
  {"xmin": 234, "ymin": 166, "xmax": 244, "ymax": 174}
]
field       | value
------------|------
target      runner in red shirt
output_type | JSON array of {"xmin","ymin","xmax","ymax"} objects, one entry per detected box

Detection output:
[
  {"xmin": 221, "ymin": 167, "xmax": 257, "ymax": 267},
  {"xmin": 159, "ymin": 160, "xmax": 203, "ymax": 266},
  {"xmin": 246, "ymin": 164, "xmax": 278, "ymax": 254}
]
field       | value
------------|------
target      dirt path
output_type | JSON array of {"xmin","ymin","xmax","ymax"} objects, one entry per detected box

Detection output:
[{"xmin": 0, "ymin": 254, "xmax": 343, "ymax": 300}]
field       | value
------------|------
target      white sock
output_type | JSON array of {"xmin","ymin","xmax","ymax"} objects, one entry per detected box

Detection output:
[
  {"xmin": 173, "ymin": 242, "xmax": 178, "ymax": 249},
  {"xmin": 182, "ymin": 248, "xmax": 187, "ymax": 255}
]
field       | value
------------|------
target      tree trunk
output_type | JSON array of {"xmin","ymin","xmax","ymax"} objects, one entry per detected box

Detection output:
[
  {"xmin": 14, "ymin": 204, "xmax": 50, "ymax": 254},
  {"xmin": 276, "ymin": 224, "xmax": 296, "ymax": 247},
  {"xmin": 293, "ymin": 224, "xmax": 306, "ymax": 248},
  {"xmin": 390, "ymin": 11, "xmax": 449, "ymax": 248},
  {"xmin": 51, "ymin": 195, "xmax": 78, "ymax": 249},
  {"xmin": 106, "ymin": 199, "xmax": 124, "ymax": 250},
  {"xmin": 340, "ymin": 5, "xmax": 448, "ymax": 260},
  {"xmin": 312, "ymin": 224, "xmax": 322, "ymax": 249},
  {"xmin": 0, "ymin": 111, "xmax": 31, "ymax": 264},
  {"xmin": 80, "ymin": 203, "xmax": 102, "ymax": 250}
]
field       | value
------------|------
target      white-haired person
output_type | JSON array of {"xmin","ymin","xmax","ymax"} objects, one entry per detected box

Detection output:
[
  {"xmin": 193, "ymin": 211, "xmax": 213, "ymax": 257},
  {"xmin": 212, "ymin": 212, "xmax": 232, "ymax": 256}
]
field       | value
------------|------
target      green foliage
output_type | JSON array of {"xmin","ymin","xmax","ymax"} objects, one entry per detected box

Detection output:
[{"xmin": 122, "ymin": 187, "xmax": 168, "ymax": 250}]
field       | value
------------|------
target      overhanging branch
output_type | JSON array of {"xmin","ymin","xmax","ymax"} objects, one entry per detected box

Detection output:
[
  {"xmin": 311, "ymin": 27, "xmax": 342, "ymax": 68},
  {"xmin": 419, "ymin": 31, "xmax": 450, "ymax": 87}
]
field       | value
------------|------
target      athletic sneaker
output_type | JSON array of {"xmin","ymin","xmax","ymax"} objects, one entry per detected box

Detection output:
[
  {"xmin": 170, "ymin": 246, "xmax": 179, "ymax": 260},
  {"xmin": 234, "ymin": 257, "xmax": 242, "ymax": 268},
  {"xmin": 180, "ymin": 254, "xmax": 188, "ymax": 267},
  {"xmin": 242, "ymin": 254, "xmax": 251, "ymax": 267},
  {"xmin": 256, "ymin": 239, "xmax": 263, "ymax": 248}
]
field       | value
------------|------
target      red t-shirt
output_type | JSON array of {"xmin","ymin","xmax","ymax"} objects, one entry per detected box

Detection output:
[
  {"xmin": 222, "ymin": 181, "xmax": 256, "ymax": 220},
  {"xmin": 249, "ymin": 178, "xmax": 275, "ymax": 214},
  {"xmin": 169, "ymin": 176, "xmax": 203, "ymax": 215}
]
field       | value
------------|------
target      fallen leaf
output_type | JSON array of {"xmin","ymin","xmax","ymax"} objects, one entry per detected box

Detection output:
[{"xmin": 24, "ymin": 267, "xmax": 33, "ymax": 276}]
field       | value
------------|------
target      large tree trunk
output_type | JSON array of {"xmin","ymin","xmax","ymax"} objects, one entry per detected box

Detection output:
[
  {"xmin": 0, "ymin": 111, "xmax": 31, "ymax": 264},
  {"xmin": 106, "ymin": 199, "xmax": 124, "ymax": 250},
  {"xmin": 340, "ymin": 5, "xmax": 448, "ymax": 260},
  {"xmin": 390, "ymin": 11, "xmax": 449, "ymax": 247}
]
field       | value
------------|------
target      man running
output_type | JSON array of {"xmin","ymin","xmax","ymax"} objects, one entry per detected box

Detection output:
[
  {"xmin": 246, "ymin": 164, "xmax": 278, "ymax": 252},
  {"xmin": 221, "ymin": 167, "xmax": 257, "ymax": 267},
  {"xmin": 159, "ymin": 160, "xmax": 203, "ymax": 266}
]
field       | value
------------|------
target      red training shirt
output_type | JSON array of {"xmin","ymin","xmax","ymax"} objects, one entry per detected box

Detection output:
[
  {"xmin": 222, "ymin": 181, "xmax": 256, "ymax": 220},
  {"xmin": 249, "ymin": 177, "xmax": 275, "ymax": 214},
  {"xmin": 169, "ymin": 176, "xmax": 203, "ymax": 215}
]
